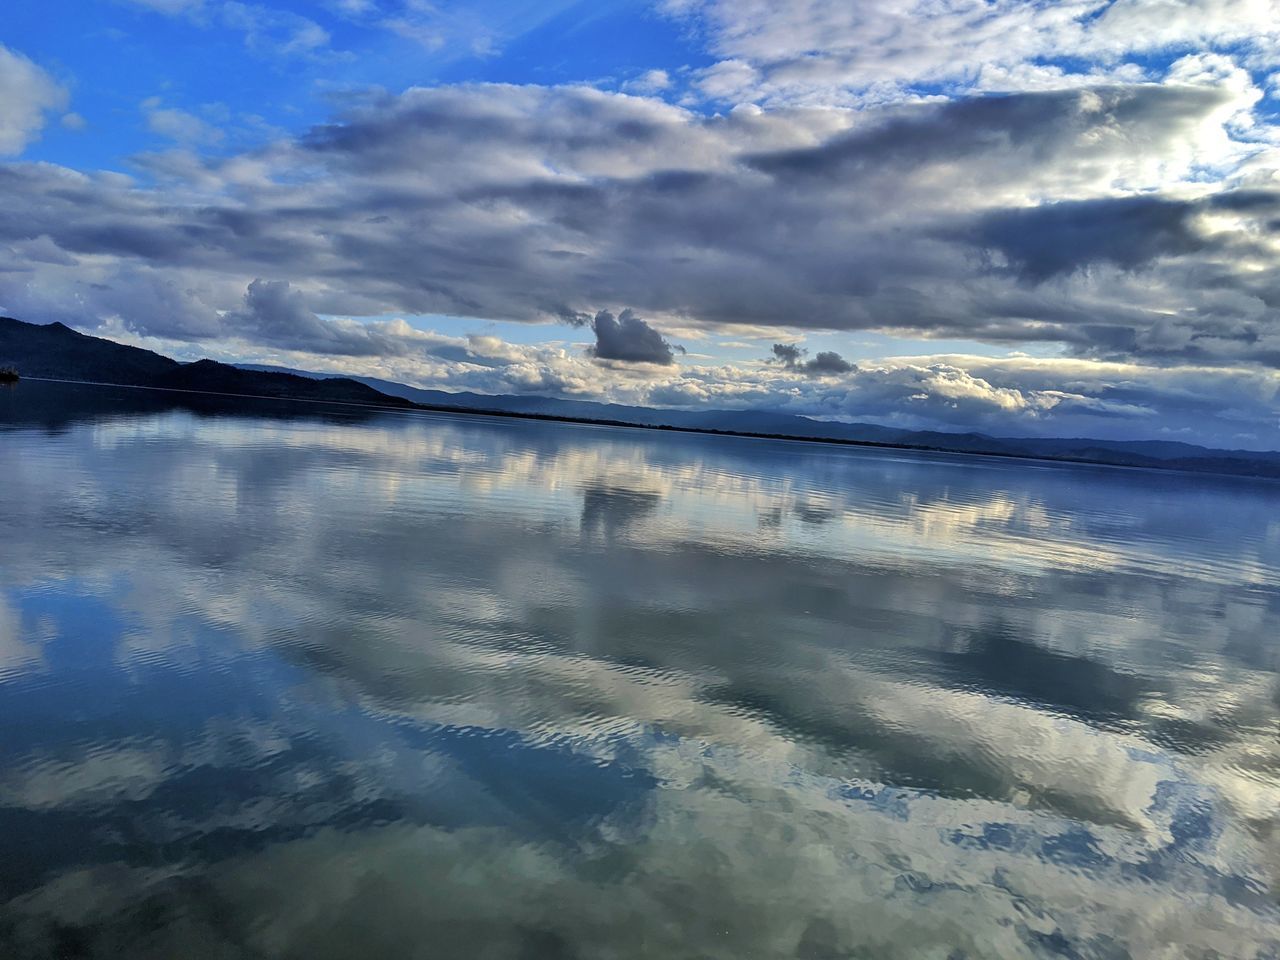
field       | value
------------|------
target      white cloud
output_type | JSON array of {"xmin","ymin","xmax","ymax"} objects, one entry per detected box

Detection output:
[
  {"xmin": 665, "ymin": 0, "xmax": 1280, "ymax": 107},
  {"xmin": 623, "ymin": 69, "xmax": 672, "ymax": 95},
  {"xmin": 141, "ymin": 98, "xmax": 225, "ymax": 145},
  {"xmin": 0, "ymin": 44, "xmax": 68, "ymax": 156},
  {"xmin": 218, "ymin": 1, "xmax": 332, "ymax": 57}
]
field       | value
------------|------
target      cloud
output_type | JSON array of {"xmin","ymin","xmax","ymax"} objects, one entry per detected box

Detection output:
[
  {"xmin": 222, "ymin": 279, "xmax": 425, "ymax": 356},
  {"xmin": 806, "ymin": 351, "xmax": 855, "ymax": 375},
  {"xmin": 0, "ymin": 20, "xmax": 1275, "ymax": 445},
  {"xmin": 142, "ymin": 98, "xmax": 225, "ymax": 145},
  {"xmin": 770, "ymin": 343, "xmax": 803, "ymax": 365},
  {"xmin": 3, "ymin": 79, "xmax": 1270, "ymax": 371},
  {"xmin": 583, "ymin": 309, "xmax": 682, "ymax": 365},
  {"xmin": 770, "ymin": 342, "xmax": 855, "ymax": 376},
  {"xmin": 219, "ymin": 2, "xmax": 331, "ymax": 57},
  {"xmin": 972, "ymin": 195, "xmax": 1208, "ymax": 281},
  {"xmin": 623, "ymin": 69, "xmax": 672, "ymax": 95},
  {"xmin": 121, "ymin": 0, "xmax": 333, "ymax": 58},
  {"xmin": 663, "ymin": 0, "xmax": 1280, "ymax": 106},
  {"xmin": 0, "ymin": 44, "xmax": 68, "ymax": 156}
]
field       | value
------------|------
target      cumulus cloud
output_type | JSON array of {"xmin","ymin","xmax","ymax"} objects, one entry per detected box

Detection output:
[
  {"xmin": 579, "ymin": 309, "xmax": 682, "ymax": 365},
  {"xmin": 221, "ymin": 279, "xmax": 447, "ymax": 357},
  {"xmin": 224, "ymin": 278, "xmax": 350, "ymax": 350},
  {"xmin": 769, "ymin": 343, "xmax": 803, "ymax": 365},
  {"xmin": 0, "ymin": 44, "xmax": 67, "ymax": 156},
  {"xmin": 623, "ymin": 69, "xmax": 672, "ymax": 95}
]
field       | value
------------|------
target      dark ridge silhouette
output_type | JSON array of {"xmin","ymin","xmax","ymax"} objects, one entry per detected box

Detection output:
[
  {"xmin": 149, "ymin": 358, "xmax": 415, "ymax": 407},
  {"xmin": 0, "ymin": 379, "xmax": 393, "ymax": 435},
  {"xmin": 3, "ymin": 316, "xmax": 1279, "ymax": 479},
  {"xmin": 0, "ymin": 317, "xmax": 412, "ymax": 408},
  {"xmin": 240, "ymin": 362, "xmax": 1280, "ymax": 473},
  {"xmin": 0, "ymin": 318, "xmax": 176, "ymax": 385}
]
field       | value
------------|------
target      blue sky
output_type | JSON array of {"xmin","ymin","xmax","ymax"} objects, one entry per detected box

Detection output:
[
  {"xmin": 1, "ymin": 0, "xmax": 1279, "ymax": 446},
  {"xmin": 13, "ymin": 0, "xmax": 708, "ymax": 169}
]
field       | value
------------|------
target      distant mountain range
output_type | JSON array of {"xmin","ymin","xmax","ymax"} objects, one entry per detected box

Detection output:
[{"xmin": 3, "ymin": 315, "xmax": 1279, "ymax": 478}]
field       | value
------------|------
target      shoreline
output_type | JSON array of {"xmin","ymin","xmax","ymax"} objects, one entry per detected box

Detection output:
[{"xmin": 14, "ymin": 375, "xmax": 1280, "ymax": 483}]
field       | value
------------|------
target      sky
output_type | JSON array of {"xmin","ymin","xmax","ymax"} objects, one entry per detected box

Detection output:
[{"xmin": 1, "ymin": 0, "xmax": 1279, "ymax": 448}]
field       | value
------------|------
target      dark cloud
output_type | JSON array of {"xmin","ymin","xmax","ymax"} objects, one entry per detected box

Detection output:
[
  {"xmin": 770, "ymin": 343, "xmax": 855, "ymax": 376},
  {"xmin": 584, "ymin": 309, "xmax": 681, "ymax": 365},
  {"xmin": 746, "ymin": 86, "xmax": 1231, "ymax": 180},
  {"xmin": 224, "ymin": 279, "xmax": 407, "ymax": 356},
  {"xmin": 771, "ymin": 343, "xmax": 803, "ymax": 365},
  {"xmin": 300, "ymin": 85, "xmax": 688, "ymax": 176},
  {"xmin": 580, "ymin": 481, "xmax": 662, "ymax": 539},
  {"xmin": 972, "ymin": 196, "xmax": 1207, "ymax": 282},
  {"xmin": 1207, "ymin": 190, "xmax": 1280, "ymax": 213},
  {"xmin": 807, "ymin": 351, "xmax": 855, "ymax": 375}
]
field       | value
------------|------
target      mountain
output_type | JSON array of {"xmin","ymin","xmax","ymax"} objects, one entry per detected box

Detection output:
[
  {"xmin": 0, "ymin": 318, "xmax": 413, "ymax": 409},
  {"xmin": 0, "ymin": 318, "xmax": 179, "ymax": 385},
  {"xmin": 237, "ymin": 362, "xmax": 1280, "ymax": 477},
  {"xmin": 3, "ymin": 317, "xmax": 1278, "ymax": 478}
]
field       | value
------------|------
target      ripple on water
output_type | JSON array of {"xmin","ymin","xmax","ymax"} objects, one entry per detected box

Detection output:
[{"xmin": 0, "ymin": 385, "xmax": 1278, "ymax": 958}]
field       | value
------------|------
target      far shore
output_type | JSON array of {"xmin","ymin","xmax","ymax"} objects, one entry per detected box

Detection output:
[{"xmin": 12, "ymin": 374, "xmax": 1280, "ymax": 483}]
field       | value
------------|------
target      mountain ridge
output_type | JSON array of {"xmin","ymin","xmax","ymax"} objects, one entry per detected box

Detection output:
[
  {"xmin": 237, "ymin": 361, "xmax": 1280, "ymax": 470},
  {"xmin": 0, "ymin": 317, "xmax": 414, "ymax": 409},
  {"xmin": 3, "ymin": 317, "xmax": 1278, "ymax": 478}
]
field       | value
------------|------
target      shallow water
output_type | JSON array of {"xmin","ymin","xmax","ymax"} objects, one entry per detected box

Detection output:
[{"xmin": 1, "ymin": 379, "xmax": 1278, "ymax": 959}]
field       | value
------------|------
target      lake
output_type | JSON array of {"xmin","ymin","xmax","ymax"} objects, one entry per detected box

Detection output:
[{"xmin": 1, "ymin": 379, "xmax": 1278, "ymax": 959}]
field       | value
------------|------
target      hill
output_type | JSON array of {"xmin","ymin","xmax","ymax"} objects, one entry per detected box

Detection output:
[
  {"xmin": 0, "ymin": 317, "xmax": 178, "ymax": 385},
  {"xmin": 0, "ymin": 318, "xmax": 413, "ymax": 409}
]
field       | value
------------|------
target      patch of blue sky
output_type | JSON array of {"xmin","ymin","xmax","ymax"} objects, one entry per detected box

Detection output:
[
  {"xmin": 11, "ymin": 1, "xmax": 334, "ymax": 170},
  {"xmin": 432, "ymin": 0, "xmax": 712, "ymax": 91},
  {"xmin": 8, "ymin": 0, "xmax": 706, "ymax": 173},
  {"xmin": 338, "ymin": 312, "xmax": 587, "ymax": 348}
]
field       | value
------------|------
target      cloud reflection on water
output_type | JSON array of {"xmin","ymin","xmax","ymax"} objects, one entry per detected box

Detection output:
[{"xmin": 0, "ymin": 383, "xmax": 1278, "ymax": 957}]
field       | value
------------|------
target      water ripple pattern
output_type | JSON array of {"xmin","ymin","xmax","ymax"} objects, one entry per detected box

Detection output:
[{"xmin": 0, "ymin": 380, "xmax": 1278, "ymax": 959}]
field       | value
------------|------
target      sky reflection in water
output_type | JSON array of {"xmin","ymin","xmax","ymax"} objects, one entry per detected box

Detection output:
[{"xmin": 0, "ymin": 381, "xmax": 1278, "ymax": 959}]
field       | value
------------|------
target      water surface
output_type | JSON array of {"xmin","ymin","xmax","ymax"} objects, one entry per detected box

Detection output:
[{"xmin": 1, "ymin": 380, "xmax": 1279, "ymax": 958}]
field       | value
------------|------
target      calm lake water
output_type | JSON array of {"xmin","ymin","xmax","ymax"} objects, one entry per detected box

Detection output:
[{"xmin": 1, "ymin": 380, "xmax": 1279, "ymax": 959}]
